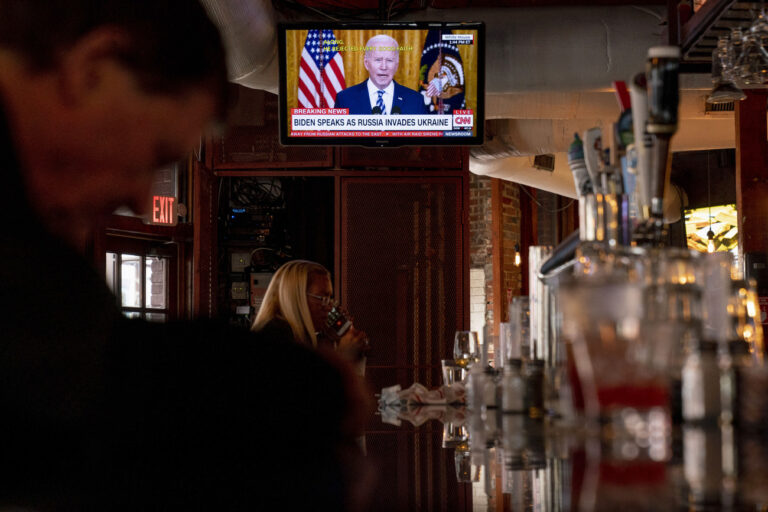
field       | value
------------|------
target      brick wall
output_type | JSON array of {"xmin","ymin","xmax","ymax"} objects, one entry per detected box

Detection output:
[
  {"xmin": 470, "ymin": 176, "xmax": 574, "ymax": 360},
  {"xmin": 469, "ymin": 174, "xmax": 492, "ymax": 269},
  {"xmin": 469, "ymin": 175, "xmax": 525, "ymax": 350},
  {"xmin": 469, "ymin": 174, "xmax": 492, "ymax": 345},
  {"xmin": 499, "ymin": 180, "xmax": 523, "ymax": 323}
]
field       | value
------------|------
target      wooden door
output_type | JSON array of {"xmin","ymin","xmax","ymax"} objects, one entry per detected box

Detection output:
[
  {"xmin": 339, "ymin": 175, "xmax": 470, "ymax": 512},
  {"xmin": 339, "ymin": 176, "xmax": 468, "ymax": 397}
]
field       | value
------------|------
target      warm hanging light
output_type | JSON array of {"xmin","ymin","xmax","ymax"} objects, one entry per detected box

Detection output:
[
  {"xmin": 707, "ymin": 229, "xmax": 715, "ymax": 253},
  {"xmin": 706, "ymin": 151, "xmax": 715, "ymax": 253},
  {"xmin": 514, "ymin": 243, "xmax": 521, "ymax": 266}
]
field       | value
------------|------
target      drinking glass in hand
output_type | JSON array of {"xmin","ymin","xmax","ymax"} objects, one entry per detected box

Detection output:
[{"xmin": 453, "ymin": 330, "xmax": 479, "ymax": 369}]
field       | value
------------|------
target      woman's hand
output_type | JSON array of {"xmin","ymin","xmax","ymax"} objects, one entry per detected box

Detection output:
[{"xmin": 338, "ymin": 326, "xmax": 369, "ymax": 362}]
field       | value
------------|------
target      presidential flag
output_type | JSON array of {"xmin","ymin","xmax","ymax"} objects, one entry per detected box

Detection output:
[
  {"xmin": 298, "ymin": 29, "xmax": 346, "ymax": 108},
  {"xmin": 419, "ymin": 29, "xmax": 466, "ymax": 114}
]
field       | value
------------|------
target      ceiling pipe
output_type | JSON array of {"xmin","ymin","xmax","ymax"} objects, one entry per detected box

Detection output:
[
  {"xmin": 473, "ymin": 116, "xmax": 735, "ymax": 159},
  {"xmin": 472, "ymin": 119, "xmax": 609, "ymax": 159},
  {"xmin": 200, "ymin": 0, "xmax": 279, "ymax": 93},
  {"xmin": 471, "ymin": 151, "xmax": 578, "ymax": 198},
  {"xmin": 404, "ymin": 5, "xmax": 667, "ymax": 92},
  {"xmin": 486, "ymin": 85, "xmax": 719, "ymax": 121},
  {"xmin": 469, "ymin": 152, "xmax": 686, "ymax": 222},
  {"xmin": 202, "ymin": 4, "xmax": 667, "ymax": 94}
]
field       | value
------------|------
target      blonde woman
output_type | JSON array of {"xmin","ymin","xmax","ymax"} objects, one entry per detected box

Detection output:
[{"xmin": 252, "ymin": 260, "xmax": 368, "ymax": 359}]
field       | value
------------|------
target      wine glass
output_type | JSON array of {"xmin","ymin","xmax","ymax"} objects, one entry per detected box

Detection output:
[
  {"xmin": 453, "ymin": 330, "xmax": 479, "ymax": 369},
  {"xmin": 707, "ymin": 34, "xmax": 746, "ymax": 104}
]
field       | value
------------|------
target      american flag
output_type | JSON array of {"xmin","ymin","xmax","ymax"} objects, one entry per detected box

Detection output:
[{"xmin": 298, "ymin": 29, "xmax": 346, "ymax": 108}]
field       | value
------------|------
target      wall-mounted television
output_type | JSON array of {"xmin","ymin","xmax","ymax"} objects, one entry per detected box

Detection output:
[{"xmin": 277, "ymin": 21, "xmax": 485, "ymax": 147}]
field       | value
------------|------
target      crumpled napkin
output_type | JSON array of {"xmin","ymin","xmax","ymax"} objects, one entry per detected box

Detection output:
[
  {"xmin": 378, "ymin": 382, "xmax": 466, "ymax": 426},
  {"xmin": 379, "ymin": 382, "xmax": 466, "ymax": 406}
]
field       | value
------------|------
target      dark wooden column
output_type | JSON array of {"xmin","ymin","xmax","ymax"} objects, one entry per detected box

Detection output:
[
  {"xmin": 735, "ymin": 90, "xmax": 768, "ymax": 254},
  {"xmin": 192, "ymin": 157, "xmax": 218, "ymax": 318},
  {"xmin": 557, "ymin": 195, "xmax": 579, "ymax": 243}
]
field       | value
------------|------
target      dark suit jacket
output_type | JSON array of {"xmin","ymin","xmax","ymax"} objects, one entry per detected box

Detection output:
[{"xmin": 334, "ymin": 80, "xmax": 428, "ymax": 114}]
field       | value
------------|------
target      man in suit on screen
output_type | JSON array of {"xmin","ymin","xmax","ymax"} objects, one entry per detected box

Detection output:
[{"xmin": 334, "ymin": 34, "xmax": 429, "ymax": 115}]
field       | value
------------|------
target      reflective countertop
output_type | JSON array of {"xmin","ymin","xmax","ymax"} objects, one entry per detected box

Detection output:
[{"xmin": 362, "ymin": 405, "xmax": 768, "ymax": 512}]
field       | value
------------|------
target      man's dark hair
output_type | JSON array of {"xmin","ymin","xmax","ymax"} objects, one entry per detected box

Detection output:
[{"xmin": 0, "ymin": 0, "xmax": 229, "ymax": 115}]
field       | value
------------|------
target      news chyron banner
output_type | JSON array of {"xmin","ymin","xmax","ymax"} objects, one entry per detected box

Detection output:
[
  {"xmin": 285, "ymin": 26, "xmax": 480, "ymax": 139},
  {"xmin": 289, "ymin": 108, "xmax": 474, "ymax": 138}
]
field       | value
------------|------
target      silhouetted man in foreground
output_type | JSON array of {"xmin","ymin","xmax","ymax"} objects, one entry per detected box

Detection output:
[{"xmin": 0, "ymin": 1, "xmax": 369, "ymax": 509}]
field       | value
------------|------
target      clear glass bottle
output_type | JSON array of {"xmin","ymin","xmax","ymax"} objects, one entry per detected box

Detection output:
[
  {"xmin": 465, "ymin": 361, "xmax": 486, "ymax": 413},
  {"xmin": 482, "ymin": 367, "xmax": 498, "ymax": 409},
  {"xmin": 481, "ymin": 366, "xmax": 500, "ymax": 443},
  {"xmin": 500, "ymin": 359, "xmax": 526, "ymax": 414},
  {"xmin": 643, "ymin": 247, "xmax": 704, "ymax": 426},
  {"xmin": 524, "ymin": 359, "xmax": 545, "ymax": 419},
  {"xmin": 682, "ymin": 341, "xmax": 721, "ymax": 424},
  {"xmin": 722, "ymin": 277, "xmax": 765, "ymax": 428}
]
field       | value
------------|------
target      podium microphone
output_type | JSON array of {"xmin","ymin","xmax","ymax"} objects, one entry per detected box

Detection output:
[
  {"xmin": 371, "ymin": 106, "xmax": 382, "ymax": 114},
  {"xmin": 391, "ymin": 106, "xmax": 401, "ymax": 115}
]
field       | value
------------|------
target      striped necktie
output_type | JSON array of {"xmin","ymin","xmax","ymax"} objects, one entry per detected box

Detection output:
[{"xmin": 376, "ymin": 90, "xmax": 385, "ymax": 114}]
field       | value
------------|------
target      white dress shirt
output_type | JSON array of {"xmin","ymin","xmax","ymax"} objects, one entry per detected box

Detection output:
[{"xmin": 366, "ymin": 79, "xmax": 395, "ymax": 114}]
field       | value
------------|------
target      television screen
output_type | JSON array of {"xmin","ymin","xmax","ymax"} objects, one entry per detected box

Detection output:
[{"xmin": 277, "ymin": 21, "xmax": 485, "ymax": 147}]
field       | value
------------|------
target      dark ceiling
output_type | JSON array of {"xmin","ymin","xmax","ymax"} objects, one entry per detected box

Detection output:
[{"xmin": 272, "ymin": 0, "xmax": 669, "ymax": 20}]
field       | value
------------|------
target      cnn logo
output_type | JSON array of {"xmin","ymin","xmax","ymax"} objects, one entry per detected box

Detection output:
[{"xmin": 453, "ymin": 114, "xmax": 473, "ymax": 127}]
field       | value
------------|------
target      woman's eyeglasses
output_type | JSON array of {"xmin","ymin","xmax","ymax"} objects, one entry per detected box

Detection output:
[{"xmin": 307, "ymin": 293, "xmax": 337, "ymax": 307}]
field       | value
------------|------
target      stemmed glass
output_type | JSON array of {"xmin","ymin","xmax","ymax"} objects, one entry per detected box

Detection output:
[
  {"xmin": 736, "ymin": 32, "xmax": 768, "ymax": 86},
  {"xmin": 708, "ymin": 9, "xmax": 768, "ymax": 102},
  {"xmin": 707, "ymin": 34, "xmax": 746, "ymax": 104},
  {"xmin": 453, "ymin": 330, "xmax": 479, "ymax": 369}
]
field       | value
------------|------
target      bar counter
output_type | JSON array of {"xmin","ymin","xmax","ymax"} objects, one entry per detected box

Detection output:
[{"xmin": 362, "ymin": 405, "xmax": 768, "ymax": 512}]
